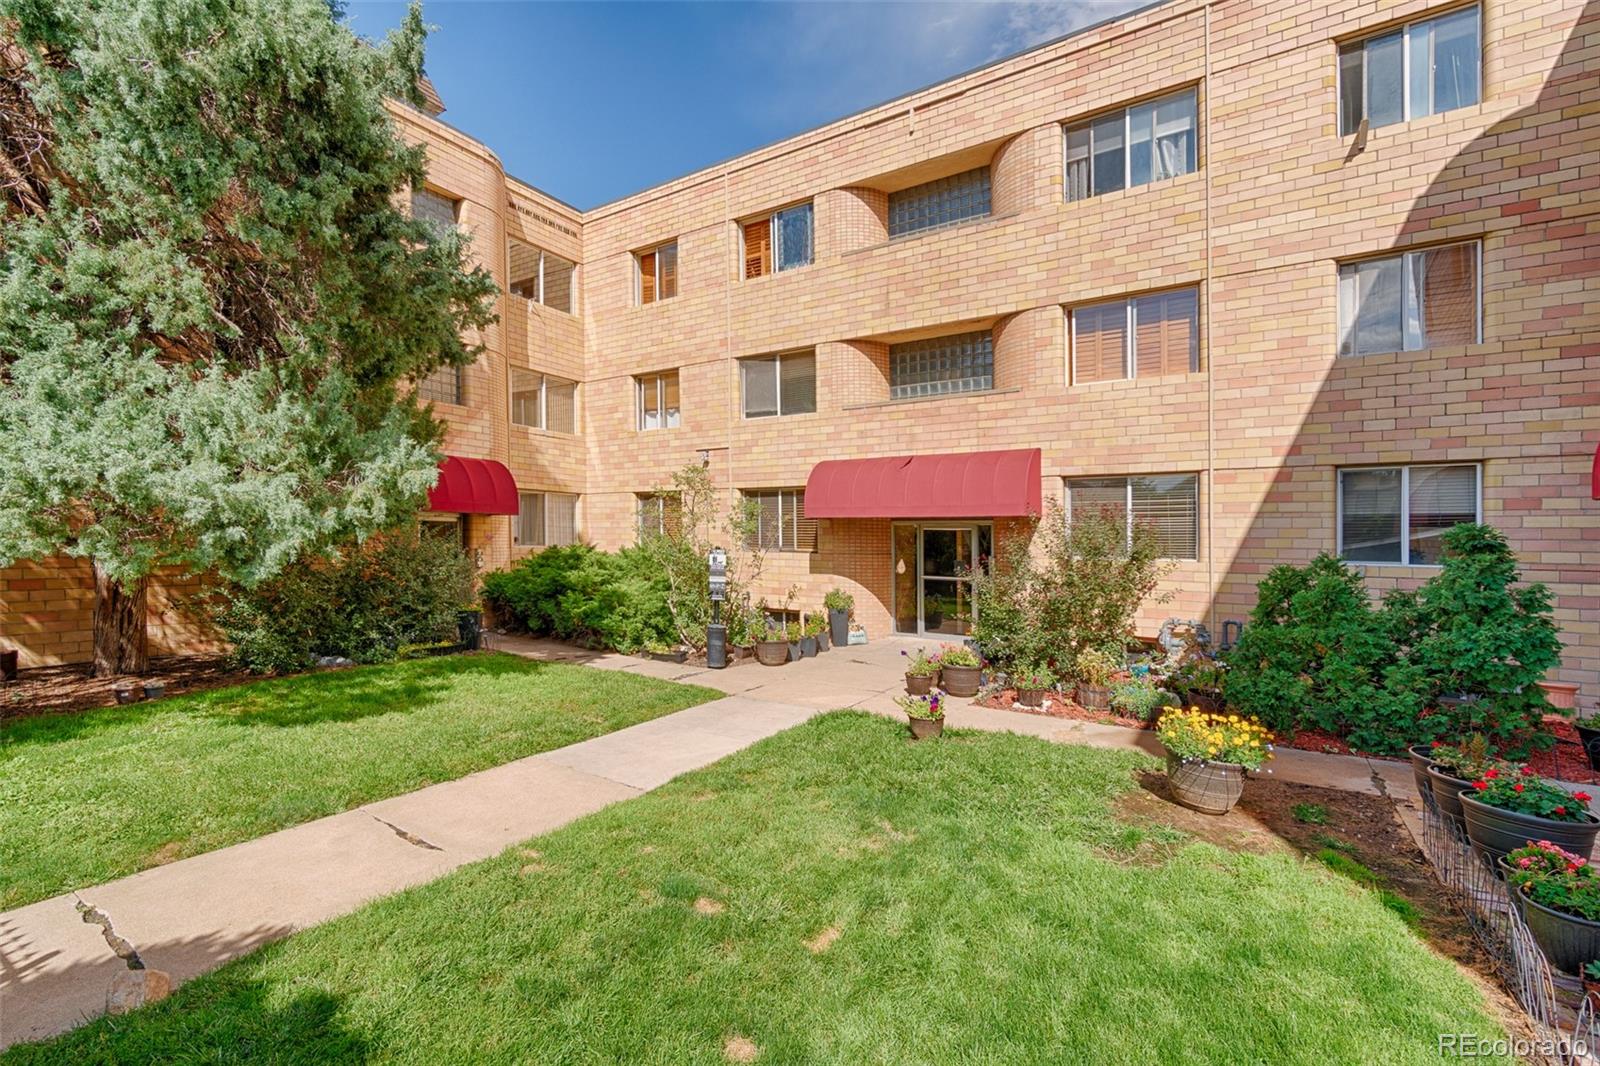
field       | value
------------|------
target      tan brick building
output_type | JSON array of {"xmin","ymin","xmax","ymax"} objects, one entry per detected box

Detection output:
[{"xmin": 4, "ymin": 0, "xmax": 1597, "ymax": 696}]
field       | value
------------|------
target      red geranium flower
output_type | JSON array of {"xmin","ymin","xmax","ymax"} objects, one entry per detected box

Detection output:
[
  {"xmin": 1521, "ymin": 766, "xmax": 1536, "ymax": 775},
  {"xmin": 1576, "ymin": 792, "xmax": 1593, "ymax": 803},
  {"xmin": 1430, "ymin": 740, "xmax": 1442, "ymax": 748},
  {"xmin": 1472, "ymin": 779, "xmax": 1488, "ymax": 790},
  {"xmin": 1556, "ymin": 806, "xmax": 1568, "ymax": 816},
  {"xmin": 1514, "ymin": 783, "xmax": 1525, "ymax": 792},
  {"xmin": 1484, "ymin": 768, "xmax": 1499, "ymax": 780}
]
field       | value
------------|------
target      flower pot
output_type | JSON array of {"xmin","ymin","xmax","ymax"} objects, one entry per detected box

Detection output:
[
  {"xmin": 0, "ymin": 649, "xmax": 16, "ymax": 682},
  {"xmin": 1076, "ymin": 683, "xmax": 1111, "ymax": 711},
  {"xmin": 1017, "ymin": 687, "xmax": 1046, "ymax": 709},
  {"xmin": 1539, "ymin": 680, "xmax": 1581, "ymax": 712},
  {"xmin": 113, "ymin": 684, "xmax": 144, "ymax": 705},
  {"xmin": 907, "ymin": 715, "xmax": 944, "ymax": 740},
  {"xmin": 1496, "ymin": 856, "xmax": 1530, "ymax": 921},
  {"xmin": 1424, "ymin": 765, "xmax": 1476, "ymax": 829},
  {"xmin": 940, "ymin": 664, "xmax": 981, "ymax": 698},
  {"xmin": 1461, "ymin": 792, "xmax": 1600, "ymax": 866},
  {"xmin": 1407, "ymin": 745, "xmax": 1437, "ymax": 799},
  {"xmin": 456, "ymin": 609, "xmax": 483, "ymax": 651},
  {"xmin": 788, "ymin": 640, "xmax": 803, "ymax": 662},
  {"xmin": 1165, "ymin": 753, "xmax": 1246, "ymax": 816},
  {"xmin": 828, "ymin": 608, "xmax": 850, "ymax": 648},
  {"xmin": 1577, "ymin": 722, "xmax": 1600, "ymax": 773},
  {"xmin": 645, "ymin": 648, "xmax": 688, "ymax": 663},
  {"xmin": 143, "ymin": 682, "xmax": 166, "ymax": 700},
  {"xmin": 905, "ymin": 673, "xmax": 934, "ymax": 696},
  {"xmin": 1521, "ymin": 891, "xmax": 1600, "ymax": 975},
  {"xmin": 755, "ymin": 640, "xmax": 789, "ymax": 667},
  {"xmin": 801, "ymin": 636, "xmax": 818, "ymax": 658},
  {"xmin": 1585, "ymin": 974, "xmax": 1600, "ymax": 1014},
  {"xmin": 816, "ymin": 631, "xmax": 830, "ymax": 652}
]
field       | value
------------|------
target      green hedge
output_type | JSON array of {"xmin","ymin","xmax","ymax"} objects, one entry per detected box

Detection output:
[{"xmin": 480, "ymin": 544, "xmax": 676, "ymax": 654}]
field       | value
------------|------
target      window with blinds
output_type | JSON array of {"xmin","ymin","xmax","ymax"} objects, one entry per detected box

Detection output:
[
  {"xmin": 741, "ymin": 350, "xmax": 817, "ymax": 418},
  {"xmin": 507, "ymin": 239, "xmax": 577, "ymax": 314},
  {"xmin": 510, "ymin": 369, "xmax": 578, "ymax": 433},
  {"xmin": 636, "ymin": 493, "xmax": 682, "ymax": 540},
  {"xmin": 1338, "ymin": 241, "xmax": 1479, "ymax": 356},
  {"xmin": 743, "ymin": 203, "xmax": 813, "ymax": 279},
  {"xmin": 515, "ymin": 491, "xmax": 579, "ymax": 548},
  {"xmin": 411, "ymin": 187, "xmax": 459, "ymax": 234},
  {"xmin": 636, "ymin": 371, "xmax": 681, "ymax": 430},
  {"xmin": 1338, "ymin": 464, "xmax": 1479, "ymax": 565},
  {"xmin": 743, "ymin": 489, "xmax": 817, "ymax": 552},
  {"xmin": 1339, "ymin": 6, "xmax": 1479, "ymax": 136},
  {"xmin": 1066, "ymin": 474, "xmax": 1199, "ymax": 559},
  {"xmin": 1071, "ymin": 288, "xmax": 1199, "ymax": 384},
  {"xmin": 888, "ymin": 168, "xmax": 991, "ymax": 239},
  {"xmin": 416, "ymin": 364, "xmax": 464, "ymax": 406},
  {"xmin": 1065, "ymin": 88, "xmax": 1197, "ymax": 203},
  {"xmin": 889, "ymin": 331, "xmax": 994, "ymax": 400},
  {"xmin": 637, "ymin": 241, "xmax": 678, "ymax": 304}
]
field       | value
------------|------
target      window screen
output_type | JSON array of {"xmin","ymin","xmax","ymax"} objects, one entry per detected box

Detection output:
[
  {"xmin": 888, "ymin": 168, "xmax": 991, "ymax": 238},
  {"xmin": 1067, "ymin": 475, "xmax": 1199, "ymax": 560},
  {"xmin": 889, "ymin": 332, "xmax": 993, "ymax": 400},
  {"xmin": 741, "ymin": 351, "xmax": 816, "ymax": 417}
]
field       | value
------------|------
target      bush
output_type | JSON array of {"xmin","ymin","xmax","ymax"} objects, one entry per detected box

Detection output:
[
  {"xmin": 1110, "ymin": 677, "xmax": 1173, "ymax": 721},
  {"xmin": 215, "ymin": 528, "xmax": 474, "ymax": 673},
  {"xmin": 480, "ymin": 544, "xmax": 675, "ymax": 654}
]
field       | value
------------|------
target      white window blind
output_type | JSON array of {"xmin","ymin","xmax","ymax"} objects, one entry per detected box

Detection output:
[
  {"xmin": 743, "ymin": 489, "xmax": 816, "ymax": 552},
  {"xmin": 1066, "ymin": 475, "xmax": 1199, "ymax": 559},
  {"xmin": 1338, "ymin": 464, "xmax": 1479, "ymax": 566},
  {"xmin": 516, "ymin": 492, "xmax": 579, "ymax": 548},
  {"xmin": 511, "ymin": 369, "xmax": 578, "ymax": 433},
  {"xmin": 741, "ymin": 351, "xmax": 816, "ymax": 418},
  {"xmin": 637, "ymin": 372, "xmax": 681, "ymax": 430}
]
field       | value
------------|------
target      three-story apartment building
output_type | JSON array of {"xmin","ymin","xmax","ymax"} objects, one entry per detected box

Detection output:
[{"xmin": 4, "ymin": 0, "xmax": 1597, "ymax": 696}]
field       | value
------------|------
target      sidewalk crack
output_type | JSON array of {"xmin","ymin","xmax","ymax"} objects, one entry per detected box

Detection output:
[
  {"xmin": 74, "ymin": 897, "xmax": 144, "ymax": 970},
  {"xmin": 371, "ymin": 816, "xmax": 443, "ymax": 851}
]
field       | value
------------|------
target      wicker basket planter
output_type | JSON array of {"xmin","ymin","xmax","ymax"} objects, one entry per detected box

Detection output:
[
  {"xmin": 1165, "ymin": 753, "xmax": 1246, "ymax": 816},
  {"xmin": 755, "ymin": 640, "xmax": 789, "ymax": 667},
  {"xmin": 1424, "ymin": 765, "xmax": 1476, "ymax": 829},
  {"xmin": 1461, "ymin": 792, "xmax": 1600, "ymax": 866},
  {"xmin": 1521, "ymin": 892, "xmax": 1600, "ymax": 975},
  {"xmin": 940, "ymin": 664, "xmax": 981, "ymax": 698},
  {"xmin": 905, "ymin": 672, "xmax": 935, "ymax": 696},
  {"xmin": 1407, "ymin": 745, "xmax": 1437, "ymax": 799}
]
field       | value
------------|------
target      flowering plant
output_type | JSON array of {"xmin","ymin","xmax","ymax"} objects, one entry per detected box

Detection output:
[
  {"xmin": 1427, "ymin": 735, "xmax": 1506, "ymax": 782},
  {"xmin": 1470, "ymin": 767, "xmax": 1594, "ymax": 823},
  {"xmin": 1010, "ymin": 661, "xmax": 1055, "ymax": 690},
  {"xmin": 1073, "ymin": 646, "xmax": 1119, "ymax": 687},
  {"xmin": 1157, "ymin": 707, "xmax": 1274, "ymax": 770},
  {"xmin": 895, "ymin": 692, "xmax": 944, "ymax": 720},
  {"xmin": 936, "ymin": 644, "xmax": 980, "ymax": 669},
  {"xmin": 902, "ymin": 648, "xmax": 939, "ymax": 678},
  {"xmin": 1502, "ymin": 841, "xmax": 1600, "ymax": 921}
]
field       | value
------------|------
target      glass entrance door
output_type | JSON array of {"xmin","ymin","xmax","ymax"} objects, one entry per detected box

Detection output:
[{"xmin": 892, "ymin": 523, "xmax": 990, "ymax": 636}]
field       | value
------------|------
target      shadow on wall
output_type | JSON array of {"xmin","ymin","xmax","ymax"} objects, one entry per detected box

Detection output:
[{"xmin": 1209, "ymin": 0, "xmax": 1600, "ymax": 690}]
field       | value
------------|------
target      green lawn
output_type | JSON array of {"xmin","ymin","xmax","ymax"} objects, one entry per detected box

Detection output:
[
  {"xmin": 0, "ymin": 653, "xmax": 717, "ymax": 909},
  {"xmin": 7, "ymin": 713, "xmax": 1506, "ymax": 1064}
]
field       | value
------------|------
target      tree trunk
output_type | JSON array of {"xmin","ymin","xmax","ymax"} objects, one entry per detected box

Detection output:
[{"xmin": 92, "ymin": 562, "xmax": 149, "ymax": 677}]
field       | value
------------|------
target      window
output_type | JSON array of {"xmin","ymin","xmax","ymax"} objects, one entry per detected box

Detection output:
[
  {"xmin": 510, "ymin": 368, "xmax": 577, "ymax": 433},
  {"xmin": 411, "ymin": 187, "xmax": 459, "ymax": 234},
  {"xmin": 515, "ymin": 491, "xmax": 579, "ymax": 548},
  {"xmin": 507, "ymin": 239, "xmax": 576, "ymax": 314},
  {"xmin": 889, "ymin": 331, "xmax": 993, "ymax": 400},
  {"xmin": 1338, "ymin": 241, "xmax": 1479, "ymax": 356},
  {"xmin": 636, "ymin": 371, "xmax": 681, "ymax": 430},
  {"xmin": 1071, "ymin": 288, "xmax": 1199, "ymax": 384},
  {"xmin": 1066, "ymin": 475, "xmax": 1199, "ymax": 560},
  {"xmin": 636, "ymin": 493, "xmax": 681, "ymax": 539},
  {"xmin": 743, "ymin": 202, "xmax": 813, "ymax": 279},
  {"xmin": 1065, "ymin": 88, "xmax": 1197, "ymax": 202},
  {"xmin": 740, "ymin": 350, "xmax": 816, "ymax": 418},
  {"xmin": 744, "ymin": 489, "xmax": 816, "ymax": 552},
  {"xmin": 1338, "ymin": 464, "xmax": 1479, "ymax": 565},
  {"xmin": 416, "ymin": 363, "xmax": 464, "ymax": 406},
  {"xmin": 637, "ymin": 241, "xmax": 678, "ymax": 304},
  {"xmin": 1339, "ymin": 6, "xmax": 1480, "ymax": 135},
  {"xmin": 888, "ymin": 168, "xmax": 991, "ymax": 238}
]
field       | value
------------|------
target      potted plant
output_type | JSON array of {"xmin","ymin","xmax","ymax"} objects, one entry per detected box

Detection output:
[
  {"xmin": 1424, "ymin": 735, "xmax": 1504, "ymax": 829},
  {"xmin": 643, "ymin": 641, "xmax": 688, "ymax": 664},
  {"xmin": 1011, "ymin": 661, "xmax": 1054, "ymax": 709},
  {"xmin": 813, "ymin": 611, "xmax": 831, "ymax": 652},
  {"xmin": 1073, "ymin": 647, "xmax": 1117, "ymax": 711},
  {"xmin": 1501, "ymin": 840, "xmax": 1600, "ymax": 974},
  {"xmin": 936, "ymin": 644, "xmax": 982, "ymax": 698},
  {"xmin": 755, "ymin": 619, "xmax": 789, "ymax": 667},
  {"xmin": 1110, "ymin": 677, "xmax": 1173, "ymax": 722},
  {"xmin": 1461, "ymin": 768, "xmax": 1599, "ymax": 866},
  {"xmin": 1539, "ymin": 679, "xmax": 1581, "ymax": 713},
  {"xmin": 457, "ymin": 603, "xmax": 484, "ymax": 651},
  {"xmin": 785, "ymin": 620, "xmax": 804, "ymax": 663},
  {"xmin": 1407, "ymin": 742, "xmax": 1439, "ymax": 799},
  {"xmin": 824, "ymin": 589, "xmax": 853, "ymax": 648},
  {"xmin": 1156, "ymin": 707, "xmax": 1274, "ymax": 816},
  {"xmin": 903, "ymin": 648, "xmax": 939, "ymax": 695},
  {"xmin": 799, "ymin": 616, "xmax": 821, "ymax": 658},
  {"xmin": 897, "ymin": 692, "xmax": 944, "ymax": 740}
]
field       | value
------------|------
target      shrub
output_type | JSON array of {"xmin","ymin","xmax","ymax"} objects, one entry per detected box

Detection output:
[
  {"xmin": 823, "ymin": 588, "xmax": 854, "ymax": 614},
  {"xmin": 480, "ymin": 544, "xmax": 675, "ymax": 654},
  {"xmin": 1073, "ymin": 646, "xmax": 1118, "ymax": 686},
  {"xmin": 1110, "ymin": 677, "xmax": 1173, "ymax": 721},
  {"xmin": 215, "ymin": 528, "xmax": 474, "ymax": 673}
]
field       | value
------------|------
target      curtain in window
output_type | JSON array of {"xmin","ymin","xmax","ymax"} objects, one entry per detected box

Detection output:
[
  {"xmin": 778, "ymin": 352, "xmax": 816, "ymax": 415},
  {"xmin": 1340, "ymin": 256, "xmax": 1403, "ymax": 355},
  {"xmin": 546, "ymin": 494, "xmax": 577, "ymax": 547},
  {"xmin": 1407, "ymin": 466, "xmax": 1476, "ymax": 564},
  {"xmin": 1132, "ymin": 475, "xmax": 1198, "ymax": 559},
  {"xmin": 545, "ymin": 379, "xmax": 577, "ymax": 434},
  {"xmin": 1339, "ymin": 468, "xmax": 1402, "ymax": 562},
  {"xmin": 1153, "ymin": 92, "xmax": 1197, "ymax": 181},
  {"xmin": 1065, "ymin": 126, "xmax": 1090, "ymax": 202},
  {"xmin": 1073, "ymin": 302, "xmax": 1128, "ymax": 383},
  {"xmin": 1128, "ymin": 100, "xmax": 1155, "ymax": 188},
  {"xmin": 774, "ymin": 204, "xmax": 813, "ymax": 271},
  {"xmin": 517, "ymin": 493, "xmax": 545, "ymax": 547},
  {"xmin": 741, "ymin": 358, "xmax": 779, "ymax": 418}
]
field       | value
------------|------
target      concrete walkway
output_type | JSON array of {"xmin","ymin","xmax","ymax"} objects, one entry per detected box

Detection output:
[{"xmin": 2, "ymin": 633, "xmax": 1430, "ymax": 1050}]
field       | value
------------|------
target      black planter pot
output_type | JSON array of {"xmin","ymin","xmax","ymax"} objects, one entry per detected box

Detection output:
[
  {"xmin": 801, "ymin": 636, "xmax": 818, "ymax": 658},
  {"xmin": 788, "ymin": 640, "xmax": 804, "ymax": 662},
  {"xmin": 1461, "ymin": 792, "xmax": 1600, "ymax": 866},
  {"xmin": 1424, "ymin": 764, "xmax": 1476, "ymax": 829},
  {"xmin": 1577, "ymin": 722, "xmax": 1600, "ymax": 773},
  {"xmin": 645, "ymin": 648, "xmax": 688, "ymax": 664},
  {"xmin": 1522, "ymin": 892, "xmax": 1600, "ymax": 975},
  {"xmin": 0, "ymin": 649, "xmax": 17, "ymax": 682},
  {"xmin": 816, "ymin": 631, "xmax": 830, "ymax": 652},
  {"xmin": 1407, "ymin": 745, "xmax": 1437, "ymax": 799},
  {"xmin": 828, "ymin": 608, "xmax": 850, "ymax": 648},
  {"xmin": 456, "ymin": 609, "xmax": 483, "ymax": 651}
]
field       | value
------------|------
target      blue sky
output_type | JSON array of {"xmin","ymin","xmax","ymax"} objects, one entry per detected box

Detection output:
[{"xmin": 346, "ymin": 1, "xmax": 1148, "ymax": 209}]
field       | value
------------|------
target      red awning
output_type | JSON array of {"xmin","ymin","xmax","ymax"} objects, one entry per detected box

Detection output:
[
  {"xmin": 805, "ymin": 449, "xmax": 1042, "ymax": 519},
  {"xmin": 426, "ymin": 455, "xmax": 519, "ymax": 515}
]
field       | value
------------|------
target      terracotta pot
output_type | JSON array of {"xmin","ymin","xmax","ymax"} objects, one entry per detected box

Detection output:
[
  {"xmin": 1076, "ymin": 683, "xmax": 1111, "ymax": 711},
  {"xmin": 1424, "ymin": 764, "xmax": 1476, "ymax": 829},
  {"xmin": 755, "ymin": 640, "xmax": 789, "ymax": 667},
  {"xmin": 1539, "ymin": 680, "xmax": 1581, "ymax": 712},
  {"xmin": 1461, "ymin": 791, "xmax": 1600, "ymax": 866},
  {"xmin": 940, "ymin": 664, "xmax": 981, "ymax": 698},
  {"xmin": 905, "ymin": 672, "xmax": 934, "ymax": 696},
  {"xmin": 1407, "ymin": 745, "xmax": 1437, "ymax": 799},
  {"xmin": 1016, "ymin": 687, "xmax": 1046, "ymax": 708},
  {"xmin": 1522, "ymin": 892, "xmax": 1600, "ymax": 976},
  {"xmin": 907, "ymin": 715, "xmax": 944, "ymax": 740},
  {"xmin": 1165, "ymin": 752, "xmax": 1246, "ymax": 816}
]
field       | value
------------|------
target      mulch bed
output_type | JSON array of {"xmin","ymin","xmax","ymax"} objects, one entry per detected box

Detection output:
[
  {"xmin": 2, "ymin": 655, "xmax": 248, "ymax": 720},
  {"xmin": 976, "ymin": 689, "xmax": 1148, "ymax": 729}
]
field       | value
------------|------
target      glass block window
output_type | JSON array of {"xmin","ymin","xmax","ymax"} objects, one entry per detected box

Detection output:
[
  {"xmin": 1340, "ymin": 6, "xmax": 1480, "ymax": 135},
  {"xmin": 742, "ymin": 489, "xmax": 816, "ymax": 552},
  {"xmin": 416, "ymin": 364, "xmax": 464, "ymax": 406},
  {"xmin": 636, "ymin": 371, "xmax": 681, "ymax": 430},
  {"xmin": 1338, "ymin": 464, "xmax": 1479, "ymax": 566},
  {"xmin": 741, "ymin": 350, "xmax": 816, "ymax": 418},
  {"xmin": 1066, "ymin": 475, "xmax": 1199, "ymax": 560},
  {"xmin": 515, "ymin": 491, "xmax": 579, "ymax": 548},
  {"xmin": 507, "ymin": 239, "xmax": 577, "ymax": 314},
  {"xmin": 510, "ymin": 368, "xmax": 578, "ymax": 433},
  {"xmin": 411, "ymin": 187, "xmax": 458, "ymax": 234},
  {"xmin": 889, "ymin": 331, "xmax": 994, "ymax": 400},
  {"xmin": 887, "ymin": 168, "xmax": 991, "ymax": 239},
  {"xmin": 1065, "ymin": 88, "xmax": 1197, "ymax": 202},
  {"xmin": 1338, "ymin": 241, "xmax": 1479, "ymax": 356}
]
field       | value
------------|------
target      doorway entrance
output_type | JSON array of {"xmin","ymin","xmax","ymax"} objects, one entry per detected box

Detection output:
[{"xmin": 892, "ymin": 522, "xmax": 993, "ymax": 636}]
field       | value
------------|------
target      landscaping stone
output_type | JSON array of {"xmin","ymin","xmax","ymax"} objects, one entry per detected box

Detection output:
[{"xmin": 105, "ymin": 969, "xmax": 171, "ymax": 1015}]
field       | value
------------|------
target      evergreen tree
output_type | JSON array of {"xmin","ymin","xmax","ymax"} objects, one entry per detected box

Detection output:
[{"xmin": 0, "ymin": 0, "xmax": 497, "ymax": 673}]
